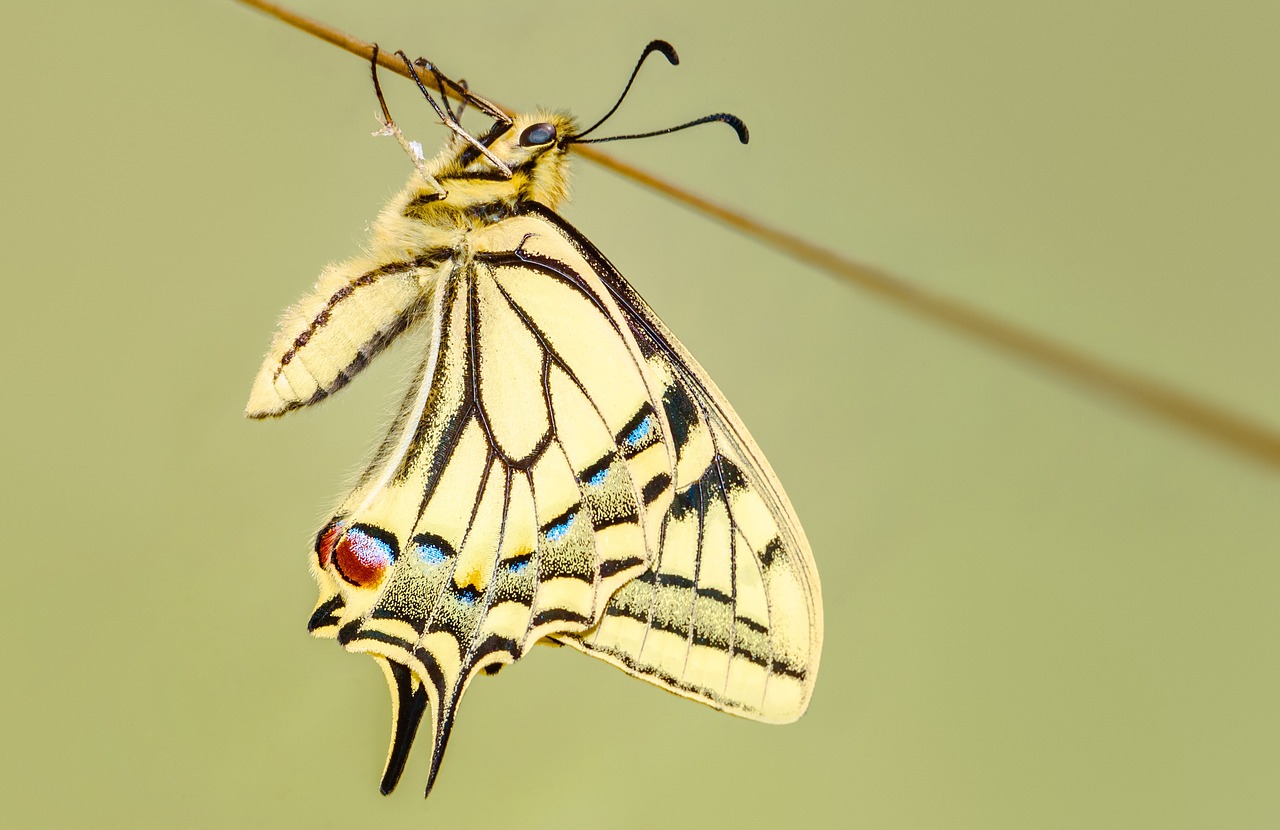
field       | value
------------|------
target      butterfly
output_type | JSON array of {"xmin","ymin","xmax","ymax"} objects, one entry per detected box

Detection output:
[{"xmin": 246, "ymin": 41, "xmax": 823, "ymax": 798}]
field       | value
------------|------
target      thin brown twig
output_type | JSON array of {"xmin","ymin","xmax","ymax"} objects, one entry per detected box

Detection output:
[
  {"xmin": 237, "ymin": 0, "xmax": 498, "ymax": 111},
  {"xmin": 235, "ymin": 0, "xmax": 1280, "ymax": 470}
]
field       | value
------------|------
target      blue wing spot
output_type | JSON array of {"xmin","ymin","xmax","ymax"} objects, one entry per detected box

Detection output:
[
  {"xmin": 456, "ymin": 586, "xmax": 479, "ymax": 605},
  {"xmin": 545, "ymin": 513, "xmax": 576, "ymax": 543},
  {"xmin": 588, "ymin": 467, "xmax": 609, "ymax": 487},
  {"xmin": 507, "ymin": 558, "xmax": 530, "ymax": 575},
  {"xmin": 417, "ymin": 543, "xmax": 447, "ymax": 566},
  {"xmin": 624, "ymin": 415, "xmax": 654, "ymax": 449}
]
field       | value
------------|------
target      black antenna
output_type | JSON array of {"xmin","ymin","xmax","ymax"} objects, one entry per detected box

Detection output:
[
  {"xmin": 571, "ymin": 112, "xmax": 750, "ymax": 145},
  {"xmin": 573, "ymin": 39, "xmax": 680, "ymax": 142}
]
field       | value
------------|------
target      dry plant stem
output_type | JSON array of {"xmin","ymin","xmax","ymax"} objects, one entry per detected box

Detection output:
[
  {"xmin": 581, "ymin": 144, "xmax": 1280, "ymax": 469},
  {"xmin": 235, "ymin": 0, "xmax": 1280, "ymax": 471},
  {"xmin": 237, "ymin": 0, "xmax": 503, "ymax": 113}
]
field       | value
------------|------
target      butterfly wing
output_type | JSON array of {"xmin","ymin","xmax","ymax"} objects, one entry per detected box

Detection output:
[
  {"xmin": 521, "ymin": 205, "xmax": 824, "ymax": 724},
  {"xmin": 307, "ymin": 215, "xmax": 679, "ymax": 795},
  {"xmin": 246, "ymin": 251, "xmax": 449, "ymax": 418},
  {"xmin": 299, "ymin": 203, "xmax": 820, "ymax": 794}
]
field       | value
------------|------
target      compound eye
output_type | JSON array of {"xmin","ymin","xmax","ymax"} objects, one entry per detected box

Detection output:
[{"xmin": 519, "ymin": 122, "xmax": 557, "ymax": 147}]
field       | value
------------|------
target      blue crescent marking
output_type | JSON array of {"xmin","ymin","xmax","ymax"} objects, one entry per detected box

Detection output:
[
  {"xmin": 417, "ymin": 542, "xmax": 447, "ymax": 566},
  {"xmin": 546, "ymin": 513, "xmax": 576, "ymax": 542},
  {"xmin": 588, "ymin": 467, "xmax": 609, "ymax": 487},
  {"xmin": 624, "ymin": 415, "xmax": 653, "ymax": 449}
]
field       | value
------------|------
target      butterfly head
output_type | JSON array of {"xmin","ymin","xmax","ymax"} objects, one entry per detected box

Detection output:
[{"xmin": 457, "ymin": 110, "xmax": 578, "ymax": 209}]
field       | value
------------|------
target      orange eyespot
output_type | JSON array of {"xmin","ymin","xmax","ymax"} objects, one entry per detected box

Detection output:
[{"xmin": 519, "ymin": 122, "xmax": 557, "ymax": 147}]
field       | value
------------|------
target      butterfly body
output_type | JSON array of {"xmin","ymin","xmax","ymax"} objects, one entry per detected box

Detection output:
[
  {"xmin": 249, "ymin": 68, "xmax": 821, "ymax": 798},
  {"xmin": 246, "ymin": 110, "xmax": 576, "ymax": 419}
]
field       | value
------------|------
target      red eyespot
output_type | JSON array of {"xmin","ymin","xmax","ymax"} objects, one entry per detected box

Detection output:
[
  {"xmin": 333, "ymin": 525, "xmax": 398, "ymax": 589},
  {"xmin": 315, "ymin": 519, "xmax": 343, "ymax": 568}
]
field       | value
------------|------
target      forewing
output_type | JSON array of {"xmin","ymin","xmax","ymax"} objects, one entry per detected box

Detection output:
[
  {"xmin": 521, "ymin": 205, "xmax": 824, "ymax": 724},
  {"xmin": 307, "ymin": 222, "xmax": 677, "ymax": 795},
  {"xmin": 246, "ymin": 254, "xmax": 446, "ymax": 418}
]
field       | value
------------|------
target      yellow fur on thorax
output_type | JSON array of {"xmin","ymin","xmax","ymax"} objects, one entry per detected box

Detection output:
[{"xmin": 363, "ymin": 111, "xmax": 576, "ymax": 269}]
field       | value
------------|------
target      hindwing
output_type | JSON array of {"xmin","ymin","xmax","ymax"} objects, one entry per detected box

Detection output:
[{"xmin": 306, "ymin": 213, "xmax": 678, "ymax": 794}]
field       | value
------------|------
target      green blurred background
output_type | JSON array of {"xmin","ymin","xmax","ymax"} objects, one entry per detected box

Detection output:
[{"xmin": 4, "ymin": 1, "xmax": 1279, "ymax": 826}]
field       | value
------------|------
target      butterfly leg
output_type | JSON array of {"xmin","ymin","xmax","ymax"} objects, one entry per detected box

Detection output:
[
  {"xmin": 413, "ymin": 60, "xmax": 463, "ymax": 127},
  {"xmin": 369, "ymin": 45, "xmax": 447, "ymax": 196},
  {"xmin": 410, "ymin": 56, "xmax": 512, "ymax": 131},
  {"xmin": 396, "ymin": 52, "xmax": 513, "ymax": 177},
  {"xmin": 424, "ymin": 75, "xmax": 474, "ymax": 150},
  {"xmin": 446, "ymin": 78, "xmax": 471, "ymax": 142}
]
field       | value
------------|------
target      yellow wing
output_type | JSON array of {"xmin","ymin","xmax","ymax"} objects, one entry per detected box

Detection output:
[
  {"xmin": 293, "ymin": 204, "xmax": 820, "ymax": 795},
  {"xmin": 523, "ymin": 206, "xmax": 824, "ymax": 723},
  {"xmin": 305, "ymin": 209, "xmax": 678, "ymax": 795}
]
